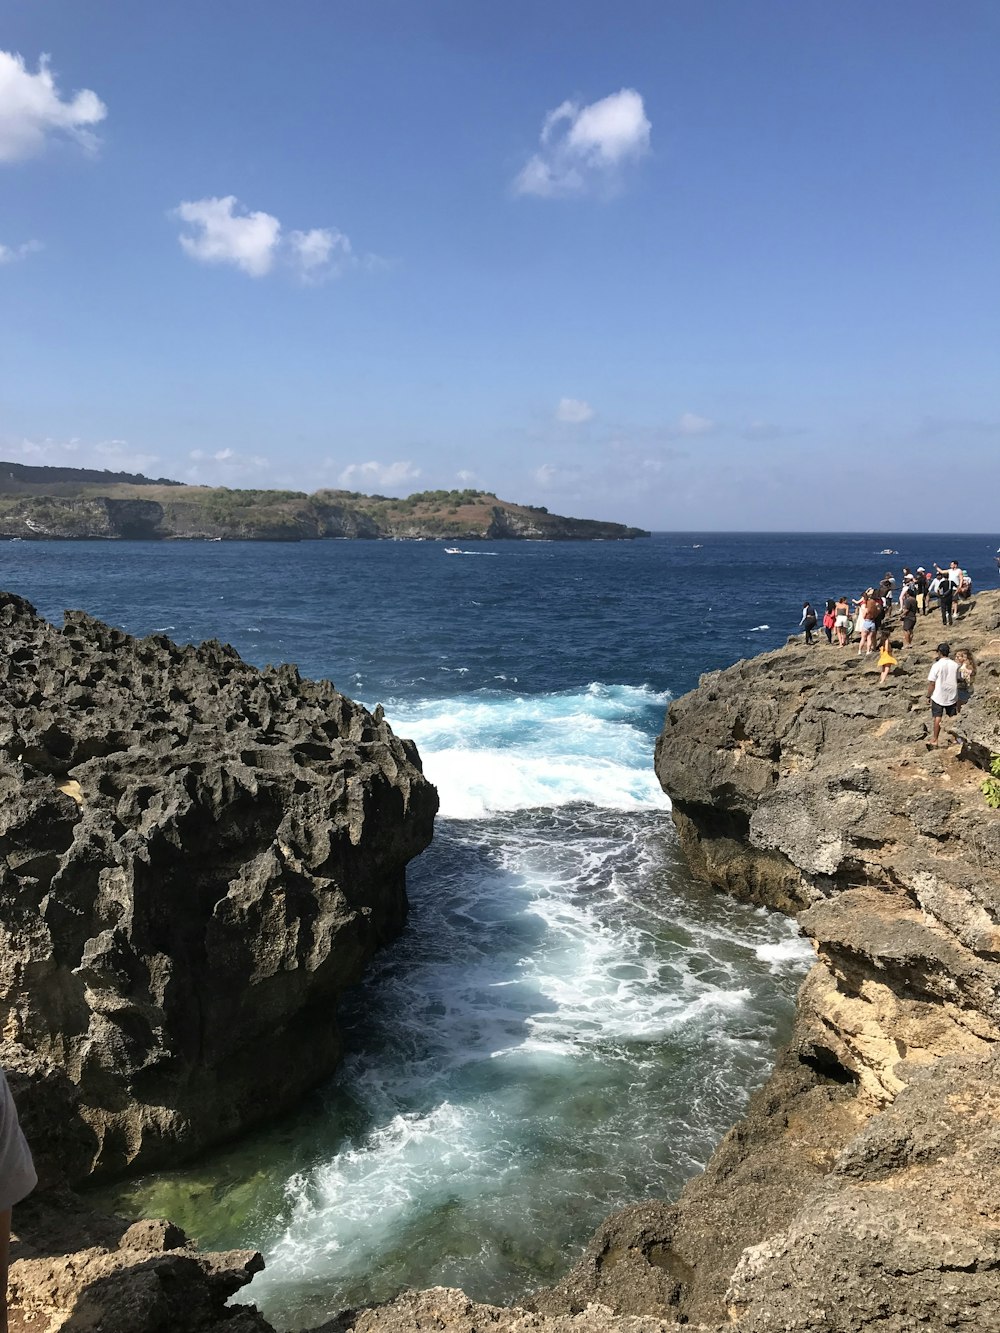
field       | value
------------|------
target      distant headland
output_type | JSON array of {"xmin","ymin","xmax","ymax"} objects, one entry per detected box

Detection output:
[{"xmin": 0, "ymin": 462, "xmax": 649, "ymax": 542}]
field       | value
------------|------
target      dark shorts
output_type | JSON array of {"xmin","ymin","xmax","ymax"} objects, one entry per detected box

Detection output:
[
  {"xmin": 931, "ymin": 701, "xmax": 957, "ymax": 718},
  {"xmin": 901, "ymin": 615, "xmax": 916, "ymax": 631}
]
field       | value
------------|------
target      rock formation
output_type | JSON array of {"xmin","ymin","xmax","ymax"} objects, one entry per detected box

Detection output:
[
  {"xmin": 0, "ymin": 591, "xmax": 437, "ymax": 1182},
  {"xmin": 7, "ymin": 590, "xmax": 1000, "ymax": 1333},
  {"xmin": 532, "ymin": 592, "xmax": 1000, "ymax": 1330}
]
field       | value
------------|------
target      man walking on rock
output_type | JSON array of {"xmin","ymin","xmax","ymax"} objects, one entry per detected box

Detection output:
[{"xmin": 927, "ymin": 642, "xmax": 960, "ymax": 747}]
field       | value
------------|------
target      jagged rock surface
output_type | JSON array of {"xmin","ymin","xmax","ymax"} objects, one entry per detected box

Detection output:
[
  {"xmin": 9, "ymin": 1187, "xmax": 274, "ymax": 1333},
  {"xmin": 535, "ymin": 592, "xmax": 1000, "ymax": 1330},
  {"xmin": 0, "ymin": 590, "xmax": 437, "ymax": 1181}
]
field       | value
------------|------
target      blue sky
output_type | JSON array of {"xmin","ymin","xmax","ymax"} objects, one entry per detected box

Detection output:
[{"xmin": 2, "ymin": 0, "xmax": 998, "ymax": 529}]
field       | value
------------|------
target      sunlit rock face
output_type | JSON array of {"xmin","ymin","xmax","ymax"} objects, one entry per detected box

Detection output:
[
  {"xmin": 0, "ymin": 590, "xmax": 437, "ymax": 1181},
  {"xmin": 533, "ymin": 593, "xmax": 1000, "ymax": 1332}
]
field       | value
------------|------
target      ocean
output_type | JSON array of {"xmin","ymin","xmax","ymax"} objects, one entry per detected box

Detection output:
[{"xmin": 5, "ymin": 531, "xmax": 997, "ymax": 1329}]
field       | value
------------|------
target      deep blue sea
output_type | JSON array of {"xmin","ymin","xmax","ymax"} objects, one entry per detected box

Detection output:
[{"xmin": 4, "ymin": 531, "xmax": 997, "ymax": 1330}]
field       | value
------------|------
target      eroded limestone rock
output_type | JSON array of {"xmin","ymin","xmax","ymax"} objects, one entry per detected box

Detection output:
[{"xmin": 0, "ymin": 591, "xmax": 437, "ymax": 1180}]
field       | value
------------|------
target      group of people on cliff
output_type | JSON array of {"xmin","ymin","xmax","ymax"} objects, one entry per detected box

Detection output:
[
  {"xmin": 800, "ymin": 560, "xmax": 973, "ymax": 654},
  {"xmin": 798, "ymin": 559, "xmax": 978, "ymax": 743}
]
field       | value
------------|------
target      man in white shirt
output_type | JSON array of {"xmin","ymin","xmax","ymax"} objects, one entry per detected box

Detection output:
[
  {"xmin": 0, "ymin": 1069, "xmax": 36, "ymax": 1333},
  {"xmin": 927, "ymin": 642, "xmax": 960, "ymax": 746}
]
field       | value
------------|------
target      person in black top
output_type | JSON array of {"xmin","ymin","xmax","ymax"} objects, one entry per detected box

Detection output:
[
  {"xmin": 937, "ymin": 575, "xmax": 955, "ymax": 626},
  {"xmin": 899, "ymin": 582, "xmax": 918, "ymax": 647}
]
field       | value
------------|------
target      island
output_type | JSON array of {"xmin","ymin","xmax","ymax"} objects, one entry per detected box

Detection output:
[{"xmin": 0, "ymin": 463, "xmax": 649, "ymax": 542}]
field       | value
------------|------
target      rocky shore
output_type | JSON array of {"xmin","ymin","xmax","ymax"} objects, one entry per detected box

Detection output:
[
  {"xmin": 5, "ymin": 589, "xmax": 1000, "ymax": 1331},
  {"xmin": 314, "ymin": 593, "xmax": 1000, "ymax": 1333},
  {"xmin": 1, "ymin": 591, "xmax": 436, "ymax": 1329}
]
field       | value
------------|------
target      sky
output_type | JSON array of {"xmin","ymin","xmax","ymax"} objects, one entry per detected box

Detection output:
[{"xmin": 1, "ymin": 0, "xmax": 998, "ymax": 530}]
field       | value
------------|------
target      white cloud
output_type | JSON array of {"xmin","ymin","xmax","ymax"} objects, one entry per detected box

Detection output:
[
  {"xmin": 0, "ymin": 237, "xmax": 42, "ymax": 264},
  {"xmin": 5, "ymin": 435, "xmax": 158, "ymax": 473},
  {"xmin": 338, "ymin": 460, "xmax": 421, "ymax": 492},
  {"xmin": 0, "ymin": 51, "xmax": 107, "ymax": 162},
  {"xmin": 92, "ymin": 439, "xmax": 160, "ymax": 472},
  {"xmin": 287, "ymin": 227, "xmax": 354, "ymax": 282},
  {"xmin": 174, "ymin": 196, "xmax": 368, "ymax": 283},
  {"xmin": 675, "ymin": 412, "xmax": 716, "ymax": 437},
  {"xmin": 514, "ymin": 88, "xmax": 651, "ymax": 198},
  {"xmin": 556, "ymin": 397, "xmax": 594, "ymax": 424},
  {"xmin": 533, "ymin": 463, "xmax": 558, "ymax": 486},
  {"xmin": 456, "ymin": 469, "xmax": 477, "ymax": 484},
  {"xmin": 174, "ymin": 196, "xmax": 282, "ymax": 277}
]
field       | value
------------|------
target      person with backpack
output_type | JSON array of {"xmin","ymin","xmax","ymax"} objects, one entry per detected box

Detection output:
[
  {"xmin": 822, "ymin": 600, "xmax": 836, "ymax": 644},
  {"xmin": 899, "ymin": 581, "xmax": 918, "ymax": 647},
  {"xmin": 937, "ymin": 576, "xmax": 955, "ymax": 627}
]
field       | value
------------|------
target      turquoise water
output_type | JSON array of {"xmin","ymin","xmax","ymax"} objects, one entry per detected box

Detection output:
[{"xmin": 7, "ymin": 532, "xmax": 995, "ymax": 1329}]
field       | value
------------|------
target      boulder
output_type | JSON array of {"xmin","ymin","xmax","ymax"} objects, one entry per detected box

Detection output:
[{"xmin": 0, "ymin": 591, "xmax": 437, "ymax": 1180}]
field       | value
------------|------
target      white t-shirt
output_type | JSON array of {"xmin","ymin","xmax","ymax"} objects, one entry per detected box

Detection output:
[
  {"xmin": 0, "ymin": 1067, "xmax": 37, "ymax": 1210},
  {"xmin": 928, "ymin": 657, "xmax": 960, "ymax": 706}
]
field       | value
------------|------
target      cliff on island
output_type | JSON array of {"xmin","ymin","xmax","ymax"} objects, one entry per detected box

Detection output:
[
  {"xmin": 6, "ymin": 588, "xmax": 1000, "ymax": 1333},
  {"xmin": 1, "ymin": 590, "xmax": 436, "ymax": 1328},
  {"xmin": 0, "ymin": 466, "xmax": 648, "ymax": 541}
]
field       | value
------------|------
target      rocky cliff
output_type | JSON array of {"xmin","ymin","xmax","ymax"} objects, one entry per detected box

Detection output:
[
  {"xmin": 315, "ymin": 594, "xmax": 1000, "ymax": 1333},
  {"xmin": 8, "ymin": 592, "xmax": 1000, "ymax": 1333},
  {"xmin": 529, "ymin": 591, "xmax": 1000, "ymax": 1330},
  {"xmin": 0, "ymin": 591, "xmax": 437, "ymax": 1182},
  {"xmin": 0, "ymin": 472, "xmax": 648, "ymax": 541}
]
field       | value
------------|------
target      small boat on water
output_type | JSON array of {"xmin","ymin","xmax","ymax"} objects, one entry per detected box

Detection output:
[
  {"xmin": 878, "ymin": 548, "xmax": 898, "ymax": 555},
  {"xmin": 444, "ymin": 547, "xmax": 462, "ymax": 554}
]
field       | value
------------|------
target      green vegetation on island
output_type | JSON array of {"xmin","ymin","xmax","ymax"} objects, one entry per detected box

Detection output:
[{"xmin": 0, "ymin": 465, "xmax": 649, "ymax": 542}]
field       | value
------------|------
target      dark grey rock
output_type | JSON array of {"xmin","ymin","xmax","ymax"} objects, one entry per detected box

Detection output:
[{"xmin": 0, "ymin": 591, "xmax": 437, "ymax": 1181}]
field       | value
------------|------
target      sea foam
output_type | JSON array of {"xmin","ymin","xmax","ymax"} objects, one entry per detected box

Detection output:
[{"xmin": 389, "ymin": 683, "xmax": 671, "ymax": 819}]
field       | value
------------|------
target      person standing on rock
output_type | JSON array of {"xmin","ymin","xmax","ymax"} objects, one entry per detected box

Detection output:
[
  {"xmin": 954, "ymin": 649, "xmax": 977, "ymax": 716},
  {"xmin": 0, "ymin": 1068, "xmax": 36, "ymax": 1333},
  {"xmin": 834, "ymin": 595, "xmax": 851, "ymax": 647},
  {"xmin": 927, "ymin": 642, "xmax": 960, "ymax": 746},
  {"xmin": 899, "ymin": 581, "xmax": 918, "ymax": 648},
  {"xmin": 914, "ymin": 567, "xmax": 929, "ymax": 616},
  {"xmin": 799, "ymin": 601, "xmax": 818, "ymax": 645},
  {"xmin": 937, "ymin": 575, "xmax": 955, "ymax": 627}
]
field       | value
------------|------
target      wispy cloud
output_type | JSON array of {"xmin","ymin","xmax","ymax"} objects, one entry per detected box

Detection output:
[
  {"xmin": 173, "ymin": 196, "xmax": 368, "ymax": 283},
  {"xmin": 0, "ymin": 237, "xmax": 42, "ymax": 265},
  {"xmin": 186, "ymin": 447, "xmax": 270, "ymax": 482},
  {"xmin": 0, "ymin": 50, "xmax": 107, "ymax": 162},
  {"xmin": 6, "ymin": 434, "xmax": 158, "ymax": 473},
  {"xmin": 555, "ymin": 397, "xmax": 595, "ymax": 424},
  {"xmin": 338, "ymin": 460, "xmax": 421, "ymax": 492},
  {"xmin": 674, "ymin": 412, "xmax": 716, "ymax": 437},
  {"xmin": 514, "ymin": 88, "xmax": 651, "ymax": 198}
]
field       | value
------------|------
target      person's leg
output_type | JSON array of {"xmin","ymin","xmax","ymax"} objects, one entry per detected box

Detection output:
[{"xmin": 932, "ymin": 711, "xmax": 941, "ymax": 744}]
